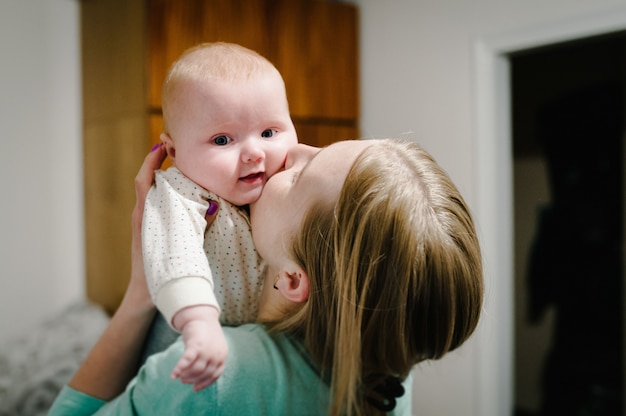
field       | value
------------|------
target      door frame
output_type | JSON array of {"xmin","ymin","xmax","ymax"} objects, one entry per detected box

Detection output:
[{"xmin": 473, "ymin": 8, "xmax": 626, "ymax": 415}]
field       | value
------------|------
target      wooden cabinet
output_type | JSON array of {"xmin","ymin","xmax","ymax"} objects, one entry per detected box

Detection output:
[{"xmin": 81, "ymin": 0, "xmax": 359, "ymax": 313}]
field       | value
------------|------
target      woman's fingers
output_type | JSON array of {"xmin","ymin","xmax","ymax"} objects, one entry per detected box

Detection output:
[
  {"xmin": 135, "ymin": 143, "xmax": 167, "ymax": 205},
  {"xmin": 132, "ymin": 144, "xmax": 167, "ymax": 235}
]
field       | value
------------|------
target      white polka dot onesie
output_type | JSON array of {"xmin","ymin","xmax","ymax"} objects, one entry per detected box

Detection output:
[{"xmin": 142, "ymin": 167, "xmax": 266, "ymax": 327}]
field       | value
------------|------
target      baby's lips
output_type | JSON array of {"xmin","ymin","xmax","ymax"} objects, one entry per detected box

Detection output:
[{"xmin": 240, "ymin": 172, "xmax": 264, "ymax": 183}]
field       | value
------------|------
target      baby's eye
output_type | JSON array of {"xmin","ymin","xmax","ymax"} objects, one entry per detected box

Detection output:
[
  {"xmin": 213, "ymin": 135, "xmax": 232, "ymax": 146},
  {"xmin": 261, "ymin": 129, "xmax": 276, "ymax": 138}
]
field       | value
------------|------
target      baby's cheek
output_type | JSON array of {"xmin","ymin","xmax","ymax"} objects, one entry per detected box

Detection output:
[{"xmin": 266, "ymin": 159, "xmax": 285, "ymax": 178}]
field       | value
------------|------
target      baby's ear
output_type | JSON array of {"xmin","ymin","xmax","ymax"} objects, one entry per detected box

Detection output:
[
  {"xmin": 275, "ymin": 264, "xmax": 309, "ymax": 303},
  {"xmin": 160, "ymin": 133, "xmax": 176, "ymax": 161}
]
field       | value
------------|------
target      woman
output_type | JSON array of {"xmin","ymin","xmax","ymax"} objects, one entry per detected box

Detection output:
[{"xmin": 49, "ymin": 139, "xmax": 483, "ymax": 415}]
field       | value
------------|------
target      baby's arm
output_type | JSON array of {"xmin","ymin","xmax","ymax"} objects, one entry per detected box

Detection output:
[
  {"xmin": 143, "ymin": 169, "xmax": 226, "ymax": 390},
  {"xmin": 170, "ymin": 305, "xmax": 228, "ymax": 392}
]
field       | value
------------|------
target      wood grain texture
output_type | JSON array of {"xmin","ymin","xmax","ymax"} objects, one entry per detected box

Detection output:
[{"xmin": 82, "ymin": 0, "xmax": 359, "ymax": 312}]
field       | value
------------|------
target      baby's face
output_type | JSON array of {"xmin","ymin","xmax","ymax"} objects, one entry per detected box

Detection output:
[{"xmin": 165, "ymin": 73, "xmax": 297, "ymax": 206}]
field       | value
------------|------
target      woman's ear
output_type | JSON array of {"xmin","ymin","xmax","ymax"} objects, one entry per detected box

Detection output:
[
  {"xmin": 160, "ymin": 133, "xmax": 176, "ymax": 162},
  {"xmin": 274, "ymin": 266, "xmax": 309, "ymax": 303}
]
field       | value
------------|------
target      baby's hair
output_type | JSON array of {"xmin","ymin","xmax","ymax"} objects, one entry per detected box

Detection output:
[{"xmin": 161, "ymin": 42, "xmax": 281, "ymax": 133}]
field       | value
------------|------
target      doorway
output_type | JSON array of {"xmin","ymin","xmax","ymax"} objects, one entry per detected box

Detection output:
[{"xmin": 511, "ymin": 32, "xmax": 626, "ymax": 416}]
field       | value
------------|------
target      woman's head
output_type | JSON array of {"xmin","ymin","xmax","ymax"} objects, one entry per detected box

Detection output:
[{"xmin": 254, "ymin": 139, "xmax": 483, "ymax": 416}]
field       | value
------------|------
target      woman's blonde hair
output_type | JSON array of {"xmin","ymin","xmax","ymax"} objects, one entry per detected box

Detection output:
[
  {"xmin": 161, "ymin": 42, "xmax": 283, "ymax": 133},
  {"xmin": 267, "ymin": 139, "xmax": 483, "ymax": 415}
]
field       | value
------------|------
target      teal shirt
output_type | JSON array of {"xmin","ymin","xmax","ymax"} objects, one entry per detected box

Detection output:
[{"xmin": 49, "ymin": 324, "xmax": 412, "ymax": 415}]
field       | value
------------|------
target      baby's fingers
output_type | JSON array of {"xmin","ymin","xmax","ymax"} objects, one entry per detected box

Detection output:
[
  {"xmin": 179, "ymin": 356, "xmax": 214, "ymax": 383},
  {"xmin": 192, "ymin": 362, "xmax": 225, "ymax": 391},
  {"xmin": 180, "ymin": 361, "xmax": 225, "ymax": 392},
  {"xmin": 171, "ymin": 350, "xmax": 198, "ymax": 380}
]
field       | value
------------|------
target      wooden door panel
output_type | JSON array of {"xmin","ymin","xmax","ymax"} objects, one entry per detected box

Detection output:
[
  {"xmin": 148, "ymin": 0, "xmax": 270, "ymax": 109},
  {"xmin": 84, "ymin": 116, "xmax": 147, "ymax": 314},
  {"xmin": 269, "ymin": 0, "xmax": 359, "ymax": 121}
]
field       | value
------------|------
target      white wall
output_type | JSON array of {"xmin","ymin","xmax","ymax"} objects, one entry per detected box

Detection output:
[
  {"xmin": 352, "ymin": 0, "xmax": 626, "ymax": 415},
  {"xmin": 0, "ymin": 0, "xmax": 83, "ymax": 342}
]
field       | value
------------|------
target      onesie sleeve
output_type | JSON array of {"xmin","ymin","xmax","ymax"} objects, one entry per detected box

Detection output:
[{"xmin": 141, "ymin": 168, "xmax": 219, "ymax": 327}]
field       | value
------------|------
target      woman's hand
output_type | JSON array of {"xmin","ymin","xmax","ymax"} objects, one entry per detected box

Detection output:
[{"xmin": 126, "ymin": 144, "xmax": 169, "ymax": 309}]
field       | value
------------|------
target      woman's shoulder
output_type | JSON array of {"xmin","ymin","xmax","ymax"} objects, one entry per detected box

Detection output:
[
  {"xmin": 222, "ymin": 324, "xmax": 319, "ymax": 381},
  {"xmin": 217, "ymin": 324, "xmax": 330, "ymax": 414}
]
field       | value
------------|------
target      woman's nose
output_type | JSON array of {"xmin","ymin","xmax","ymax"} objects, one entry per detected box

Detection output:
[{"xmin": 286, "ymin": 144, "xmax": 319, "ymax": 168}]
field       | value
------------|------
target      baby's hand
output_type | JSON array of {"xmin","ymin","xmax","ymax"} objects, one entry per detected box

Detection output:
[{"xmin": 171, "ymin": 306, "xmax": 228, "ymax": 391}]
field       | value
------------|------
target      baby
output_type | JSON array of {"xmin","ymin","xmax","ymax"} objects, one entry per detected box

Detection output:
[{"xmin": 142, "ymin": 42, "xmax": 298, "ymax": 390}]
